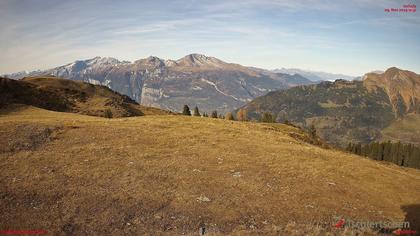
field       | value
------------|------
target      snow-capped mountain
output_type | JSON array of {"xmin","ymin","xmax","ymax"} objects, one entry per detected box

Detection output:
[
  {"xmin": 2, "ymin": 70, "xmax": 41, "ymax": 80},
  {"xmin": 3, "ymin": 54, "xmax": 313, "ymax": 113}
]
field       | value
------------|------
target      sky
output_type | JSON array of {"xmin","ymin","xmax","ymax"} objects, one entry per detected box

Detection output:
[{"xmin": 0, "ymin": 0, "xmax": 419, "ymax": 76}]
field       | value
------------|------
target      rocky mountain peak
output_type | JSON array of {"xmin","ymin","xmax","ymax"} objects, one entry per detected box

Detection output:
[
  {"xmin": 363, "ymin": 67, "xmax": 420, "ymax": 115},
  {"xmin": 134, "ymin": 56, "xmax": 165, "ymax": 68},
  {"xmin": 384, "ymin": 67, "xmax": 401, "ymax": 74},
  {"xmin": 64, "ymin": 57, "xmax": 122, "ymax": 72},
  {"xmin": 175, "ymin": 54, "xmax": 225, "ymax": 67},
  {"xmin": 84, "ymin": 57, "xmax": 122, "ymax": 67},
  {"xmin": 382, "ymin": 67, "xmax": 415, "ymax": 81}
]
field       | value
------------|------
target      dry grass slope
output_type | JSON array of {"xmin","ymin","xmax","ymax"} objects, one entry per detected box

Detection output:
[
  {"xmin": 0, "ymin": 76, "xmax": 170, "ymax": 117},
  {"xmin": 0, "ymin": 106, "xmax": 419, "ymax": 235}
]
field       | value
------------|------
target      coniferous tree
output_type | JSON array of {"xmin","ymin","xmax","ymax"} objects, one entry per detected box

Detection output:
[
  {"xmin": 309, "ymin": 124, "xmax": 317, "ymax": 140},
  {"xmin": 193, "ymin": 106, "xmax": 201, "ymax": 116},
  {"xmin": 104, "ymin": 108, "xmax": 113, "ymax": 118},
  {"xmin": 355, "ymin": 143, "xmax": 362, "ymax": 155},
  {"xmin": 404, "ymin": 144, "xmax": 413, "ymax": 167},
  {"xmin": 370, "ymin": 142, "xmax": 379, "ymax": 160},
  {"xmin": 346, "ymin": 142, "xmax": 353, "ymax": 152},
  {"xmin": 360, "ymin": 144, "xmax": 367, "ymax": 156},
  {"xmin": 401, "ymin": 144, "xmax": 408, "ymax": 166},
  {"xmin": 383, "ymin": 141, "xmax": 392, "ymax": 162},
  {"xmin": 412, "ymin": 146, "xmax": 420, "ymax": 169},
  {"xmin": 378, "ymin": 142, "xmax": 385, "ymax": 161},
  {"xmin": 351, "ymin": 143, "xmax": 357, "ymax": 154},
  {"xmin": 211, "ymin": 110, "xmax": 218, "ymax": 118},
  {"xmin": 364, "ymin": 143, "xmax": 373, "ymax": 157},
  {"xmin": 395, "ymin": 142, "xmax": 403, "ymax": 165},
  {"xmin": 406, "ymin": 144, "xmax": 411, "ymax": 166},
  {"xmin": 366, "ymin": 143, "xmax": 372, "ymax": 157},
  {"xmin": 182, "ymin": 105, "xmax": 191, "ymax": 116},
  {"xmin": 390, "ymin": 142, "xmax": 398, "ymax": 163}
]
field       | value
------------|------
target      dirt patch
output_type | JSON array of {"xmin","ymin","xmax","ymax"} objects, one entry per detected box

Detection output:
[{"xmin": 0, "ymin": 123, "xmax": 62, "ymax": 153}]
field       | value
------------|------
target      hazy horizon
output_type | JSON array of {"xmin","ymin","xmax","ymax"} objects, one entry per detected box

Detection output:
[{"xmin": 1, "ymin": 0, "xmax": 419, "ymax": 76}]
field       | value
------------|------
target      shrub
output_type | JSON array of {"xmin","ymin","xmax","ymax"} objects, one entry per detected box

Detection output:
[{"xmin": 211, "ymin": 110, "xmax": 218, "ymax": 118}]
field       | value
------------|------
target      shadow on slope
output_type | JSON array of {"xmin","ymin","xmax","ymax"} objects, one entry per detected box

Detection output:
[
  {"xmin": 401, "ymin": 204, "xmax": 420, "ymax": 233},
  {"xmin": 0, "ymin": 76, "xmax": 171, "ymax": 117}
]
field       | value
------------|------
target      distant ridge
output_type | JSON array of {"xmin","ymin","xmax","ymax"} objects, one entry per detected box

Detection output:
[{"xmin": 274, "ymin": 68, "xmax": 357, "ymax": 81}]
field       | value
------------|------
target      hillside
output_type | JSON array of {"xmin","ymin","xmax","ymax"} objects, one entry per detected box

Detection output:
[
  {"xmin": 0, "ymin": 106, "xmax": 419, "ymax": 234},
  {"xmin": 0, "ymin": 76, "xmax": 169, "ymax": 117},
  {"xmin": 241, "ymin": 68, "xmax": 420, "ymax": 147},
  {"xmin": 3, "ymin": 54, "xmax": 313, "ymax": 114}
]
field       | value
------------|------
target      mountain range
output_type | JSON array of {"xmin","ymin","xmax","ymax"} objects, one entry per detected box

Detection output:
[
  {"xmin": 4, "ymin": 55, "xmax": 419, "ymax": 147},
  {"xmin": 3, "ymin": 54, "xmax": 313, "ymax": 114},
  {"xmin": 240, "ymin": 67, "xmax": 420, "ymax": 146},
  {"xmin": 1, "ymin": 61, "xmax": 420, "ymax": 234},
  {"xmin": 274, "ymin": 68, "xmax": 358, "ymax": 81}
]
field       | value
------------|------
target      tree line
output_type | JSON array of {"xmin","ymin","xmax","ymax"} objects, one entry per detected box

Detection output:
[
  {"xmin": 346, "ymin": 141, "xmax": 420, "ymax": 169},
  {"xmin": 182, "ymin": 105, "xmax": 248, "ymax": 121},
  {"xmin": 182, "ymin": 105, "xmax": 321, "ymax": 146},
  {"xmin": 182, "ymin": 105, "xmax": 281, "ymax": 123}
]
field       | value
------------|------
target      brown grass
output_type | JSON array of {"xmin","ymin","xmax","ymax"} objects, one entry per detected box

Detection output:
[{"xmin": 0, "ymin": 106, "xmax": 419, "ymax": 235}]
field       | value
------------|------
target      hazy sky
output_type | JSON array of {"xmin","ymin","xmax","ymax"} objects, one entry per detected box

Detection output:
[{"xmin": 0, "ymin": 0, "xmax": 419, "ymax": 75}]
